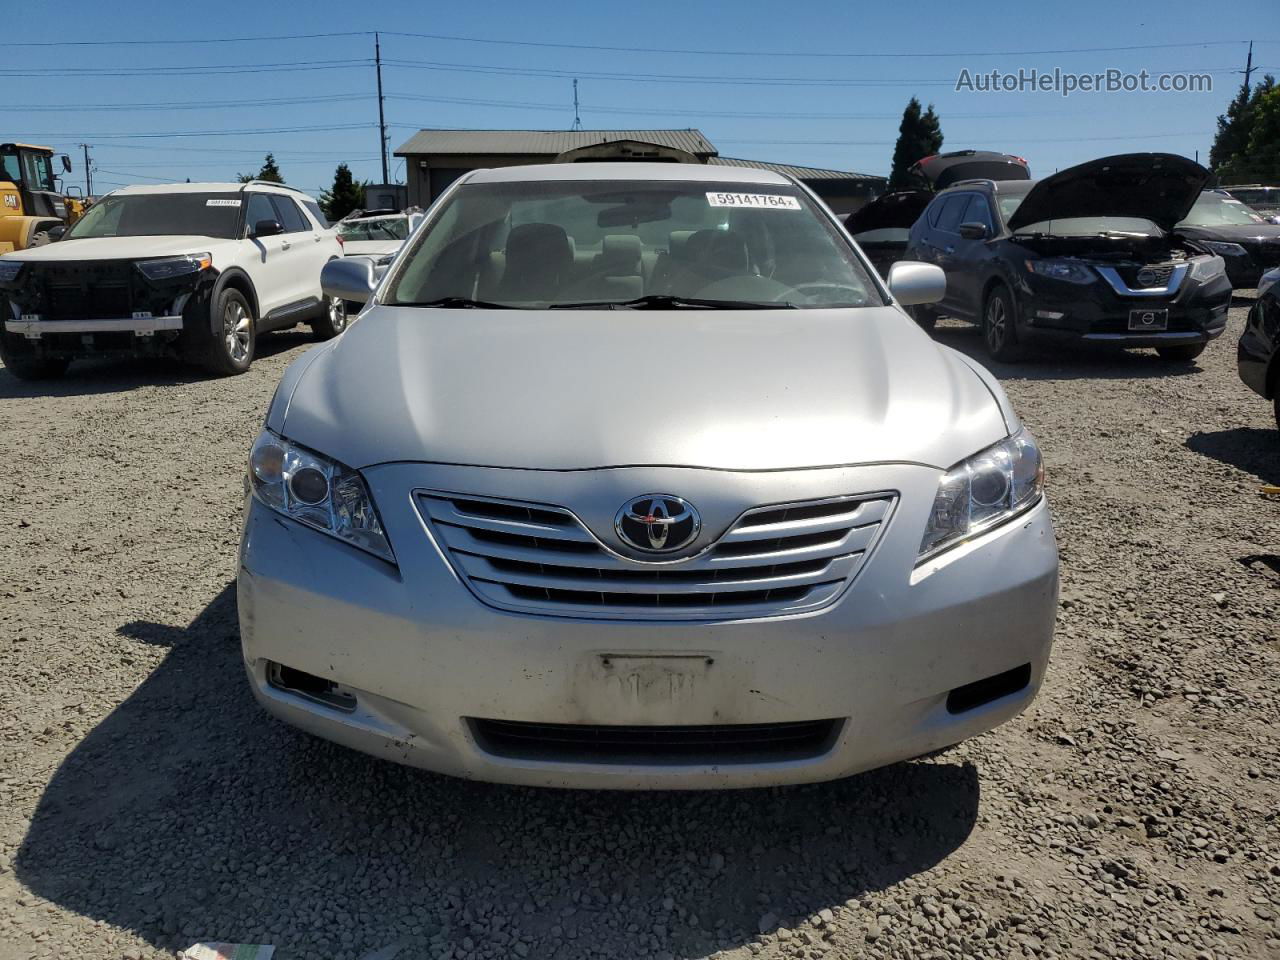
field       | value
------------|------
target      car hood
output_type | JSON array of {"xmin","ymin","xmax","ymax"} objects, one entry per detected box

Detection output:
[
  {"xmin": 6, "ymin": 235, "xmax": 238, "ymax": 262},
  {"xmin": 275, "ymin": 306, "xmax": 1010, "ymax": 472},
  {"xmin": 1007, "ymin": 153, "xmax": 1208, "ymax": 233},
  {"xmin": 1174, "ymin": 222, "xmax": 1280, "ymax": 242},
  {"xmin": 844, "ymin": 191, "xmax": 931, "ymax": 234}
]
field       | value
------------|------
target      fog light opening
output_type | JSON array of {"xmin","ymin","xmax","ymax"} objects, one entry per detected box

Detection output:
[
  {"xmin": 267, "ymin": 661, "xmax": 357, "ymax": 712},
  {"xmin": 945, "ymin": 663, "xmax": 1032, "ymax": 715}
]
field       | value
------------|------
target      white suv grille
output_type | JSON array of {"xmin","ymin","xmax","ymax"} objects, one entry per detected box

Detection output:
[{"xmin": 416, "ymin": 492, "xmax": 895, "ymax": 621}]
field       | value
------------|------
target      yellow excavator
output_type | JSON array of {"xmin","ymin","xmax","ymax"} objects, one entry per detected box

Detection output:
[{"xmin": 0, "ymin": 142, "xmax": 89, "ymax": 254}]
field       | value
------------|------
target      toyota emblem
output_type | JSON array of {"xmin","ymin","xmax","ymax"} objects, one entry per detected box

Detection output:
[{"xmin": 614, "ymin": 495, "xmax": 701, "ymax": 553}]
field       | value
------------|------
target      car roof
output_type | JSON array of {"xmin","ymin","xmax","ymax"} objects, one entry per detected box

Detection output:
[
  {"xmin": 465, "ymin": 161, "xmax": 792, "ymax": 186},
  {"xmin": 108, "ymin": 181, "xmax": 315, "ymax": 198},
  {"xmin": 937, "ymin": 178, "xmax": 1035, "ymax": 197}
]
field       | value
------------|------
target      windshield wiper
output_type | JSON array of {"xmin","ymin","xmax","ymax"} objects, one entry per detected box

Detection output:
[
  {"xmin": 548, "ymin": 294, "xmax": 791, "ymax": 310},
  {"xmin": 399, "ymin": 296, "xmax": 515, "ymax": 309}
]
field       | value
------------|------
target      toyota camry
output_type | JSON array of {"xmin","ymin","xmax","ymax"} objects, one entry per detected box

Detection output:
[{"xmin": 237, "ymin": 162, "xmax": 1059, "ymax": 789}]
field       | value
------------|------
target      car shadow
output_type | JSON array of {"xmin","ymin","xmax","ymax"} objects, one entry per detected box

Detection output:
[
  {"xmin": 1186, "ymin": 428, "xmax": 1280, "ymax": 486},
  {"xmin": 931, "ymin": 323, "xmax": 1204, "ymax": 381},
  {"xmin": 0, "ymin": 329, "xmax": 314, "ymax": 398},
  {"xmin": 16, "ymin": 582, "xmax": 980, "ymax": 958}
]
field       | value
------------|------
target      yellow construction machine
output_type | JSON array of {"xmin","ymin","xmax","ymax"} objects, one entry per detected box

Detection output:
[{"xmin": 0, "ymin": 142, "xmax": 88, "ymax": 254}]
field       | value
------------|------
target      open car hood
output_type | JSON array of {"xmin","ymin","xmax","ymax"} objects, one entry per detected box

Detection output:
[
  {"xmin": 910, "ymin": 151, "xmax": 1030, "ymax": 189},
  {"xmin": 1007, "ymin": 153, "xmax": 1208, "ymax": 234},
  {"xmin": 844, "ymin": 191, "xmax": 930, "ymax": 234}
]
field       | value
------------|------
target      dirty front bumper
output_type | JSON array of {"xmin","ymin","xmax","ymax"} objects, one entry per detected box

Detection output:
[{"xmin": 237, "ymin": 462, "xmax": 1059, "ymax": 789}]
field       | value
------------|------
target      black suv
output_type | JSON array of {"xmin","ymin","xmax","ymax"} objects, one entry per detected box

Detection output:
[{"xmin": 904, "ymin": 153, "xmax": 1233, "ymax": 363}]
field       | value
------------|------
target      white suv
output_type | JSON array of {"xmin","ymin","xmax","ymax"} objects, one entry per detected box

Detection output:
[{"xmin": 0, "ymin": 181, "xmax": 345, "ymax": 378}]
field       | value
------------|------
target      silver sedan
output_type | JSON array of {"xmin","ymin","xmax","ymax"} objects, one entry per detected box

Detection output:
[{"xmin": 237, "ymin": 162, "xmax": 1058, "ymax": 789}]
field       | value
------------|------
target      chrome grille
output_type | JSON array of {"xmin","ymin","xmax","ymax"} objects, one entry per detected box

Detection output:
[{"xmin": 417, "ymin": 491, "xmax": 895, "ymax": 620}]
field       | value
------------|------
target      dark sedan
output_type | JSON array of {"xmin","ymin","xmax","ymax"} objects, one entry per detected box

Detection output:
[
  {"xmin": 1176, "ymin": 191, "xmax": 1280, "ymax": 287},
  {"xmin": 1238, "ymin": 267, "xmax": 1280, "ymax": 430}
]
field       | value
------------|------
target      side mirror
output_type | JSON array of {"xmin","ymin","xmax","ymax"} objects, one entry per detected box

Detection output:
[
  {"xmin": 958, "ymin": 221, "xmax": 990, "ymax": 240},
  {"xmin": 46, "ymin": 225, "xmax": 67, "ymax": 242},
  {"xmin": 252, "ymin": 219, "xmax": 283, "ymax": 238},
  {"xmin": 60, "ymin": 155, "xmax": 72, "ymax": 173},
  {"xmin": 322, "ymin": 257, "xmax": 377, "ymax": 305},
  {"xmin": 887, "ymin": 261, "xmax": 946, "ymax": 306}
]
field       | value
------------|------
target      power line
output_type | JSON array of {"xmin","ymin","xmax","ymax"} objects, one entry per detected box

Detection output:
[
  {"xmin": 12, "ymin": 94, "xmax": 372, "ymax": 112},
  {"xmin": 717, "ymin": 130, "xmax": 1213, "ymax": 146},
  {"xmin": 21, "ymin": 122, "xmax": 376, "ymax": 140},
  {"xmin": 0, "ymin": 59, "xmax": 370, "ymax": 78},
  {"xmin": 0, "ymin": 29, "xmax": 1274, "ymax": 58}
]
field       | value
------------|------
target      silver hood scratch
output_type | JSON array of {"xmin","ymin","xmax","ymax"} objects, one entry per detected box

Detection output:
[{"xmin": 270, "ymin": 306, "xmax": 1012, "ymax": 472}]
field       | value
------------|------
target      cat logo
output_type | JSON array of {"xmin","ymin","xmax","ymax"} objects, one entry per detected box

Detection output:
[{"xmin": 2, "ymin": 195, "xmax": 18, "ymax": 209}]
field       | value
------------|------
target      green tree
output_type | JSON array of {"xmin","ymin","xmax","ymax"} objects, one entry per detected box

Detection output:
[
  {"xmin": 1209, "ymin": 75, "xmax": 1276, "ymax": 181},
  {"xmin": 1234, "ymin": 85, "xmax": 1280, "ymax": 183},
  {"xmin": 318, "ymin": 163, "xmax": 367, "ymax": 221},
  {"xmin": 237, "ymin": 153, "xmax": 284, "ymax": 184},
  {"xmin": 888, "ymin": 98, "xmax": 944, "ymax": 190}
]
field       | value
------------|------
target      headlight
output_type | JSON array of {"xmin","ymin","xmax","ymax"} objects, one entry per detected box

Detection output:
[
  {"xmin": 1197, "ymin": 240, "xmax": 1246, "ymax": 257},
  {"xmin": 1025, "ymin": 258, "xmax": 1094, "ymax": 284},
  {"xmin": 0, "ymin": 259, "xmax": 24, "ymax": 285},
  {"xmin": 248, "ymin": 429, "xmax": 395, "ymax": 564},
  {"xmin": 136, "ymin": 253, "xmax": 212, "ymax": 281},
  {"xmin": 1189, "ymin": 255, "xmax": 1226, "ymax": 284},
  {"xmin": 919, "ymin": 429, "xmax": 1044, "ymax": 562}
]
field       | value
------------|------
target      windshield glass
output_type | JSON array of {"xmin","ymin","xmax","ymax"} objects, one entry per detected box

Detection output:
[
  {"xmin": 1224, "ymin": 188, "xmax": 1278, "ymax": 209},
  {"xmin": 65, "ymin": 192, "xmax": 242, "ymax": 240},
  {"xmin": 387, "ymin": 179, "xmax": 882, "ymax": 309},
  {"xmin": 1177, "ymin": 194, "xmax": 1266, "ymax": 227},
  {"xmin": 339, "ymin": 217, "xmax": 409, "ymax": 242},
  {"xmin": 1013, "ymin": 216, "xmax": 1160, "ymax": 237}
]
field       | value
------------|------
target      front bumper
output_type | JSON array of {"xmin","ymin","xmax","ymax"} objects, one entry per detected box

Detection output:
[
  {"xmin": 1238, "ymin": 297, "xmax": 1276, "ymax": 398},
  {"xmin": 1013, "ymin": 270, "xmax": 1231, "ymax": 348},
  {"xmin": 237, "ymin": 462, "xmax": 1059, "ymax": 789},
  {"xmin": 5, "ymin": 315, "xmax": 184, "ymax": 336}
]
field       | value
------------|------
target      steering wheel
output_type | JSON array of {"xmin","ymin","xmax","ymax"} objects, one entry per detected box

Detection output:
[{"xmin": 772, "ymin": 282, "xmax": 868, "ymax": 306}]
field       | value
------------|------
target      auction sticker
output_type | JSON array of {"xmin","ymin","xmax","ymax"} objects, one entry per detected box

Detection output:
[
  {"xmin": 706, "ymin": 192, "xmax": 800, "ymax": 210},
  {"xmin": 206, "ymin": 199, "xmax": 241, "ymax": 207}
]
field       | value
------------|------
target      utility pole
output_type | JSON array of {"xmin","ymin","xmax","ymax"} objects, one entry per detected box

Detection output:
[
  {"xmin": 1243, "ymin": 40, "xmax": 1255, "ymax": 91},
  {"xmin": 375, "ymin": 32, "xmax": 389, "ymax": 184},
  {"xmin": 79, "ymin": 143, "xmax": 92, "ymax": 196},
  {"xmin": 572, "ymin": 79, "xmax": 582, "ymax": 131}
]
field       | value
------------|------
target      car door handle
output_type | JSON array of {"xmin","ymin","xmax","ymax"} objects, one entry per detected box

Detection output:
[
  {"xmin": 943, "ymin": 245, "xmax": 955, "ymax": 254},
  {"xmin": 280, "ymin": 240, "xmax": 292, "ymax": 250}
]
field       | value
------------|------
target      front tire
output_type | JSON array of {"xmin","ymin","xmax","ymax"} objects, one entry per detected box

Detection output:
[
  {"xmin": 1155, "ymin": 343, "xmax": 1206, "ymax": 364},
  {"xmin": 982, "ymin": 284, "xmax": 1025, "ymax": 362},
  {"xmin": 310, "ymin": 295, "xmax": 348, "ymax": 341},
  {"xmin": 202, "ymin": 288, "xmax": 255, "ymax": 376},
  {"xmin": 0, "ymin": 336, "xmax": 69, "ymax": 380}
]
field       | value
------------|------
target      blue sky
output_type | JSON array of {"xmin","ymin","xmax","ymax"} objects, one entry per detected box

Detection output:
[{"xmin": 6, "ymin": 0, "xmax": 1277, "ymax": 197}]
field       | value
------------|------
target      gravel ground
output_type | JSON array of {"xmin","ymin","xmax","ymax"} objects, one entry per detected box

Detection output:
[{"xmin": 1, "ymin": 297, "xmax": 1277, "ymax": 960}]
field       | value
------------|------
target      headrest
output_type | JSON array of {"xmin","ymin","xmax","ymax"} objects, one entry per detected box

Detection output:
[
  {"xmin": 667, "ymin": 230, "xmax": 696, "ymax": 259},
  {"xmin": 506, "ymin": 223, "xmax": 571, "ymax": 266},
  {"xmin": 600, "ymin": 234, "xmax": 643, "ymax": 272}
]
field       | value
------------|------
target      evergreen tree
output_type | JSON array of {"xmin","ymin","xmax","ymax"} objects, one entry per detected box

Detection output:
[
  {"xmin": 888, "ymin": 98, "xmax": 944, "ymax": 190},
  {"xmin": 237, "ymin": 153, "xmax": 285, "ymax": 184},
  {"xmin": 1211, "ymin": 75, "xmax": 1278, "ymax": 183},
  {"xmin": 318, "ymin": 163, "xmax": 367, "ymax": 221}
]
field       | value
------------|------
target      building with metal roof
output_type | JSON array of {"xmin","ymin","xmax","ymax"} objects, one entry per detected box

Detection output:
[{"xmin": 394, "ymin": 129, "xmax": 885, "ymax": 213}]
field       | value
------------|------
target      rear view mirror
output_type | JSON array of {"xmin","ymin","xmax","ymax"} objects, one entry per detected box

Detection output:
[
  {"xmin": 958, "ymin": 221, "xmax": 990, "ymax": 240},
  {"xmin": 597, "ymin": 202, "xmax": 671, "ymax": 228},
  {"xmin": 887, "ymin": 261, "xmax": 946, "ymax": 306},
  {"xmin": 252, "ymin": 219, "xmax": 283, "ymax": 239}
]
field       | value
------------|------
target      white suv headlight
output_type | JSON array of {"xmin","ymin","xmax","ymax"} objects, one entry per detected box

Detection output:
[
  {"xmin": 919, "ymin": 429, "xmax": 1044, "ymax": 561},
  {"xmin": 248, "ymin": 429, "xmax": 395, "ymax": 563}
]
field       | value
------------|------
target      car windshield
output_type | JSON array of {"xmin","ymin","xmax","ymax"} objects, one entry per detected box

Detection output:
[
  {"xmin": 387, "ymin": 179, "xmax": 882, "ymax": 309},
  {"xmin": 65, "ymin": 192, "xmax": 242, "ymax": 239},
  {"xmin": 1177, "ymin": 194, "xmax": 1266, "ymax": 227},
  {"xmin": 338, "ymin": 217, "xmax": 409, "ymax": 242},
  {"xmin": 1012, "ymin": 216, "xmax": 1161, "ymax": 237},
  {"xmin": 1224, "ymin": 188, "xmax": 1277, "ymax": 209}
]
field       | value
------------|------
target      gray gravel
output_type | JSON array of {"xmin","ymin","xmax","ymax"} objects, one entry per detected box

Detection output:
[{"xmin": 1, "ymin": 299, "xmax": 1278, "ymax": 960}]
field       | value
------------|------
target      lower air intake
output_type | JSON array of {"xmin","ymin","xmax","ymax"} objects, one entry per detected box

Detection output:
[{"xmin": 470, "ymin": 718, "xmax": 842, "ymax": 765}]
